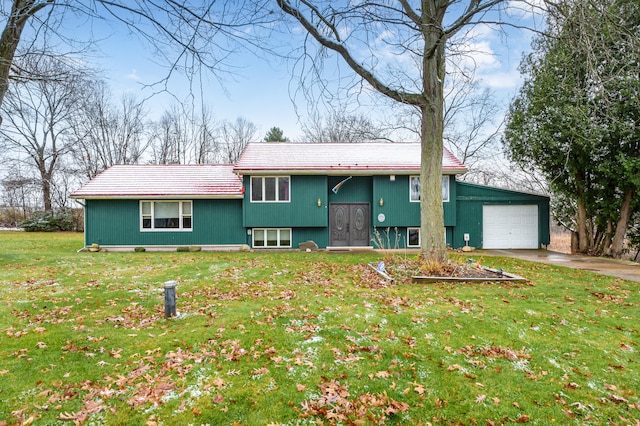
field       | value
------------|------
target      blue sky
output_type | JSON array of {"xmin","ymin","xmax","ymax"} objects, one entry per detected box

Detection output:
[{"xmin": 81, "ymin": 2, "xmax": 545, "ymax": 142}]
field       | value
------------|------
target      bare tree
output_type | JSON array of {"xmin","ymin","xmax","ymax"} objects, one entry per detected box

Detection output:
[
  {"xmin": 191, "ymin": 106, "xmax": 219, "ymax": 164},
  {"xmin": 149, "ymin": 107, "xmax": 189, "ymax": 165},
  {"xmin": 0, "ymin": 1, "xmax": 277, "ymax": 119},
  {"xmin": 0, "ymin": 55, "xmax": 90, "ymax": 210},
  {"xmin": 276, "ymin": 0, "xmax": 524, "ymax": 261},
  {"xmin": 70, "ymin": 81, "xmax": 148, "ymax": 179},
  {"xmin": 1, "ymin": 167, "xmax": 40, "ymax": 225},
  {"xmin": 218, "ymin": 117, "xmax": 258, "ymax": 164},
  {"xmin": 148, "ymin": 104, "xmax": 218, "ymax": 165},
  {"xmin": 301, "ymin": 110, "xmax": 389, "ymax": 143},
  {"xmin": 443, "ymin": 72, "xmax": 503, "ymax": 176}
]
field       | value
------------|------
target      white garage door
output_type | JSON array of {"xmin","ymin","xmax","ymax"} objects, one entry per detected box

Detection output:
[{"xmin": 483, "ymin": 205, "xmax": 539, "ymax": 249}]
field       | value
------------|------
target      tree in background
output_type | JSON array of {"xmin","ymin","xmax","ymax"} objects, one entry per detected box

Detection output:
[
  {"xmin": 301, "ymin": 111, "xmax": 388, "ymax": 143},
  {"xmin": 148, "ymin": 105, "xmax": 218, "ymax": 165},
  {"xmin": 503, "ymin": 0, "xmax": 640, "ymax": 257},
  {"xmin": 218, "ymin": 117, "xmax": 258, "ymax": 164},
  {"xmin": 264, "ymin": 127, "xmax": 289, "ymax": 142},
  {"xmin": 443, "ymin": 73, "xmax": 503, "ymax": 180},
  {"xmin": 70, "ymin": 82, "xmax": 148, "ymax": 179},
  {"xmin": 0, "ymin": 55, "xmax": 90, "ymax": 211},
  {"xmin": 276, "ymin": 0, "xmax": 522, "ymax": 262}
]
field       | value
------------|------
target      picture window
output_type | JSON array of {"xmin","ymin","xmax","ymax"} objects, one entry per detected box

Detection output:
[{"xmin": 140, "ymin": 201, "xmax": 192, "ymax": 231}]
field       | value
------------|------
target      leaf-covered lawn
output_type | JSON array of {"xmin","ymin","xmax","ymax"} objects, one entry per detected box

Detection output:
[{"xmin": 0, "ymin": 232, "xmax": 638, "ymax": 425}]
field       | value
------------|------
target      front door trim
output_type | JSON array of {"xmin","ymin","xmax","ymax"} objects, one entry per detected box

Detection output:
[{"xmin": 329, "ymin": 203, "xmax": 370, "ymax": 247}]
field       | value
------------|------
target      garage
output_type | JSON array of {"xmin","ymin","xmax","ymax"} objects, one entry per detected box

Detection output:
[{"xmin": 483, "ymin": 205, "xmax": 539, "ymax": 249}]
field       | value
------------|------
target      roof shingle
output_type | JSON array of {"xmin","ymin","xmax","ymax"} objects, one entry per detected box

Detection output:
[
  {"xmin": 70, "ymin": 164, "xmax": 243, "ymax": 199},
  {"xmin": 233, "ymin": 142, "xmax": 466, "ymax": 174}
]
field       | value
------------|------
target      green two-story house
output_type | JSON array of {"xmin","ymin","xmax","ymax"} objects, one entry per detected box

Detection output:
[{"xmin": 71, "ymin": 143, "xmax": 550, "ymax": 251}]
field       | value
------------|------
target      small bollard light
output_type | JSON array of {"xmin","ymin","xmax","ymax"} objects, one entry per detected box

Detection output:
[{"xmin": 164, "ymin": 280, "xmax": 178, "ymax": 318}]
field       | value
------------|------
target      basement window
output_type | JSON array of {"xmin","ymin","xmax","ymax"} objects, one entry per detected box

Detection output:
[
  {"xmin": 140, "ymin": 201, "xmax": 192, "ymax": 231},
  {"xmin": 251, "ymin": 176, "xmax": 290, "ymax": 202},
  {"xmin": 409, "ymin": 176, "xmax": 450, "ymax": 203},
  {"xmin": 407, "ymin": 227, "xmax": 421, "ymax": 248},
  {"xmin": 252, "ymin": 228, "xmax": 291, "ymax": 248}
]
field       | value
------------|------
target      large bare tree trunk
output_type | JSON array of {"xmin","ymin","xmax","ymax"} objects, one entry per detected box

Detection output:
[
  {"xmin": 609, "ymin": 189, "xmax": 634, "ymax": 258},
  {"xmin": 420, "ymin": 25, "xmax": 447, "ymax": 262}
]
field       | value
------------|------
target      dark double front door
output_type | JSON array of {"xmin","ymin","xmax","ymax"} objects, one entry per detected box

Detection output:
[{"xmin": 329, "ymin": 203, "xmax": 370, "ymax": 246}]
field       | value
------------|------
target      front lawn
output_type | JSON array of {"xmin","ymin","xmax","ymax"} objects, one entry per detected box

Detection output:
[{"xmin": 0, "ymin": 232, "xmax": 638, "ymax": 425}]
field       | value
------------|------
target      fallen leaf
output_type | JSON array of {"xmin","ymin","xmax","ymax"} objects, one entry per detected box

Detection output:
[
  {"xmin": 610, "ymin": 394, "xmax": 629, "ymax": 404},
  {"xmin": 252, "ymin": 367, "xmax": 269, "ymax": 376},
  {"xmin": 212, "ymin": 378, "xmax": 227, "ymax": 389}
]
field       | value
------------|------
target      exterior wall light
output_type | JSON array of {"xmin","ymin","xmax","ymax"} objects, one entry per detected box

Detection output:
[
  {"xmin": 317, "ymin": 198, "xmax": 322, "ymax": 207},
  {"xmin": 379, "ymin": 197, "xmax": 384, "ymax": 207}
]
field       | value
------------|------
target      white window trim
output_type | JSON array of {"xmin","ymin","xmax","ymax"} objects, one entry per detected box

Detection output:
[
  {"xmin": 407, "ymin": 227, "xmax": 421, "ymax": 248},
  {"xmin": 409, "ymin": 176, "xmax": 450, "ymax": 203},
  {"xmin": 252, "ymin": 228, "xmax": 292, "ymax": 248},
  {"xmin": 140, "ymin": 200, "xmax": 193, "ymax": 232},
  {"xmin": 442, "ymin": 176, "xmax": 450, "ymax": 203},
  {"xmin": 250, "ymin": 176, "xmax": 291, "ymax": 203}
]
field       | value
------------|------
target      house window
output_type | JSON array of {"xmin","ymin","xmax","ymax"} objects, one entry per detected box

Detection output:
[
  {"xmin": 140, "ymin": 201, "xmax": 192, "ymax": 231},
  {"xmin": 251, "ymin": 177, "xmax": 290, "ymax": 202},
  {"xmin": 408, "ymin": 227, "xmax": 421, "ymax": 247},
  {"xmin": 252, "ymin": 228, "xmax": 291, "ymax": 248},
  {"xmin": 409, "ymin": 176, "xmax": 450, "ymax": 203}
]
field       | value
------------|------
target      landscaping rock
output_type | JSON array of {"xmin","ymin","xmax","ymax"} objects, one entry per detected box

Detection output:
[{"xmin": 299, "ymin": 240, "xmax": 319, "ymax": 252}]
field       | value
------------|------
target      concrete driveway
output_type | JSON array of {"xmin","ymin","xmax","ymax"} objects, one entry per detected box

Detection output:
[{"xmin": 481, "ymin": 249, "xmax": 640, "ymax": 283}]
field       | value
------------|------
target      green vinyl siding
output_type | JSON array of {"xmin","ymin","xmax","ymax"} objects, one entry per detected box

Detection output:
[
  {"xmin": 372, "ymin": 175, "xmax": 456, "ymax": 228},
  {"xmin": 243, "ymin": 175, "xmax": 328, "ymax": 228},
  {"xmin": 327, "ymin": 176, "xmax": 372, "ymax": 204},
  {"xmin": 84, "ymin": 199, "xmax": 244, "ymax": 247},
  {"xmin": 454, "ymin": 182, "xmax": 550, "ymax": 249},
  {"xmin": 290, "ymin": 228, "xmax": 329, "ymax": 249}
]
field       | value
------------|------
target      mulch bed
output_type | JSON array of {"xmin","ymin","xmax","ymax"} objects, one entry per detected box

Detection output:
[{"xmin": 368, "ymin": 258, "xmax": 527, "ymax": 284}]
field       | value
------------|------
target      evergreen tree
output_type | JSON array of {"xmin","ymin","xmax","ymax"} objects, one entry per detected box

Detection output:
[
  {"xmin": 263, "ymin": 127, "xmax": 289, "ymax": 142},
  {"xmin": 503, "ymin": 0, "xmax": 640, "ymax": 257}
]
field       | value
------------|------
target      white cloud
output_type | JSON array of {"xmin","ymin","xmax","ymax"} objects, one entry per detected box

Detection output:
[
  {"xmin": 506, "ymin": 0, "xmax": 547, "ymax": 20},
  {"xmin": 479, "ymin": 69, "xmax": 523, "ymax": 89},
  {"xmin": 126, "ymin": 69, "xmax": 140, "ymax": 81}
]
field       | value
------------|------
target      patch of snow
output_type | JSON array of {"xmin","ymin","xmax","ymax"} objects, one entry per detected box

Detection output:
[{"xmin": 302, "ymin": 335, "xmax": 323, "ymax": 344}]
